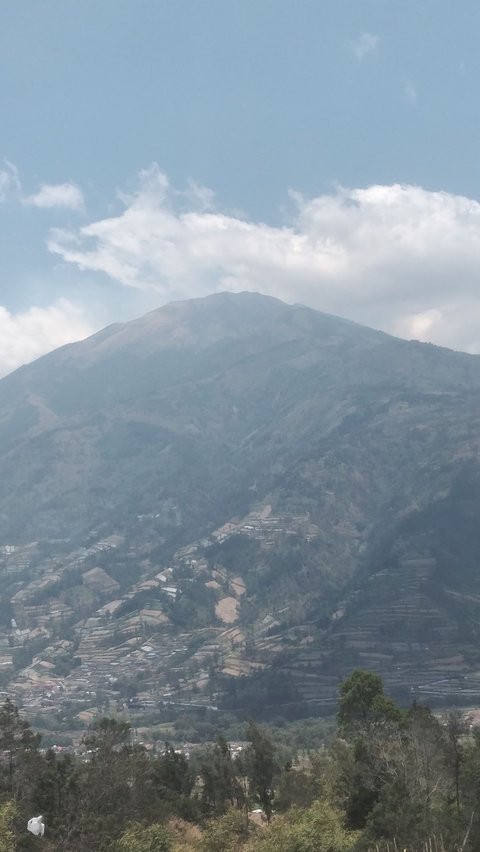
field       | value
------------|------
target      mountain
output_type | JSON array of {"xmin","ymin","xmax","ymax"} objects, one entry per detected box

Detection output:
[
  {"xmin": 0, "ymin": 291, "xmax": 388, "ymax": 541},
  {"xmin": 1, "ymin": 291, "xmax": 480, "ymax": 723}
]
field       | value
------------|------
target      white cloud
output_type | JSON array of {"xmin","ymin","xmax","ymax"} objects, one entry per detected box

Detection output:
[
  {"xmin": 0, "ymin": 161, "xmax": 21, "ymax": 202},
  {"xmin": 0, "ymin": 162, "xmax": 84, "ymax": 210},
  {"xmin": 23, "ymin": 182, "xmax": 84, "ymax": 211},
  {"xmin": 47, "ymin": 165, "xmax": 480, "ymax": 353},
  {"xmin": 351, "ymin": 32, "xmax": 379, "ymax": 60},
  {"xmin": 397, "ymin": 308, "xmax": 442, "ymax": 339},
  {"xmin": 0, "ymin": 300, "xmax": 94, "ymax": 377}
]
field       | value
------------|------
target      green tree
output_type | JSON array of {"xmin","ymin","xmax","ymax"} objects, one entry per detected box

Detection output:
[
  {"xmin": 117, "ymin": 822, "xmax": 171, "ymax": 852},
  {"xmin": 457, "ymin": 727, "xmax": 480, "ymax": 850},
  {"xmin": 0, "ymin": 801, "xmax": 17, "ymax": 852},
  {"xmin": 245, "ymin": 723, "xmax": 276, "ymax": 822},
  {"xmin": 445, "ymin": 710, "xmax": 466, "ymax": 816},
  {"xmin": 336, "ymin": 672, "xmax": 405, "ymax": 831},
  {"xmin": 341, "ymin": 696, "xmax": 454, "ymax": 846},
  {"xmin": 149, "ymin": 745, "xmax": 197, "ymax": 822},
  {"xmin": 244, "ymin": 800, "xmax": 358, "ymax": 852},
  {"xmin": 199, "ymin": 807, "xmax": 249, "ymax": 852},
  {"xmin": 337, "ymin": 670, "xmax": 402, "ymax": 737},
  {"xmin": 0, "ymin": 698, "xmax": 43, "ymax": 846},
  {"xmin": 32, "ymin": 749, "xmax": 80, "ymax": 848},
  {"xmin": 73, "ymin": 717, "xmax": 135, "ymax": 851},
  {"xmin": 199, "ymin": 736, "xmax": 244, "ymax": 818},
  {"xmin": 274, "ymin": 766, "xmax": 318, "ymax": 813},
  {"xmin": 82, "ymin": 717, "xmax": 131, "ymax": 753}
]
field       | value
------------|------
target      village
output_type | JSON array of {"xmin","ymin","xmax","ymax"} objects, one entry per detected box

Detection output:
[
  {"xmin": 0, "ymin": 504, "xmax": 322, "ymax": 745},
  {"xmin": 1, "ymin": 499, "xmax": 479, "ymax": 752}
]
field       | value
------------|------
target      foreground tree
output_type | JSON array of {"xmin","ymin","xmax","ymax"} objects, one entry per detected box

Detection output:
[
  {"xmin": 0, "ymin": 699, "xmax": 41, "ymax": 801},
  {"xmin": 70, "ymin": 718, "xmax": 135, "ymax": 851},
  {"xmin": 337, "ymin": 670, "xmax": 402, "ymax": 737},
  {"xmin": 336, "ymin": 672, "xmax": 405, "ymax": 830},
  {"xmin": 244, "ymin": 723, "xmax": 276, "ymax": 822},
  {"xmin": 199, "ymin": 736, "xmax": 244, "ymax": 817},
  {"xmin": 117, "ymin": 822, "xmax": 171, "ymax": 852},
  {"xmin": 0, "ymin": 801, "xmax": 16, "ymax": 852},
  {"xmin": 199, "ymin": 808, "xmax": 249, "ymax": 852},
  {"xmin": 149, "ymin": 744, "xmax": 197, "ymax": 822},
  {"xmin": 32, "ymin": 748, "xmax": 80, "ymax": 849},
  {"xmin": 244, "ymin": 799, "xmax": 358, "ymax": 852}
]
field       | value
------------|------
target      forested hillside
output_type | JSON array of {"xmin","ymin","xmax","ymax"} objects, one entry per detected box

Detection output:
[{"xmin": 0, "ymin": 672, "xmax": 478, "ymax": 851}]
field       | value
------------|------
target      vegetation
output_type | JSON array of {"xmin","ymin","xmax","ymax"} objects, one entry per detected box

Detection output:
[{"xmin": 0, "ymin": 672, "xmax": 477, "ymax": 850}]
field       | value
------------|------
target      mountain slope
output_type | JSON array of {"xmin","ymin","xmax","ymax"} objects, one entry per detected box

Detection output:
[
  {"xmin": 0, "ymin": 290, "xmax": 478, "ymax": 544},
  {"xmin": 0, "ymin": 292, "xmax": 389, "ymax": 540},
  {"xmin": 1, "ymin": 291, "xmax": 480, "ymax": 718}
]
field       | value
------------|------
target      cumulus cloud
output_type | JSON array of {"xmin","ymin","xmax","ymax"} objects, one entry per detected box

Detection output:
[
  {"xmin": 23, "ymin": 182, "xmax": 85, "ymax": 211},
  {"xmin": 0, "ymin": 300, "xmax": 94, "ymax": 377},
  {"xmin": 0, "ymin": 162, "xmax": 85, "ymax": 211},
  {"xmin": 351, "ymin": 32, "xmax": 379, "ymax": 60},
  {"xmin": 47, "ymin": 165, "xmax": 480, "ymax": 353}
]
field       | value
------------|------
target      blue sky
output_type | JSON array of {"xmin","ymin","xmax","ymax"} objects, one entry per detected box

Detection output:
[{"xmin": 2, "ymin": 0, "xmax": 480, "ymax": 373}]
